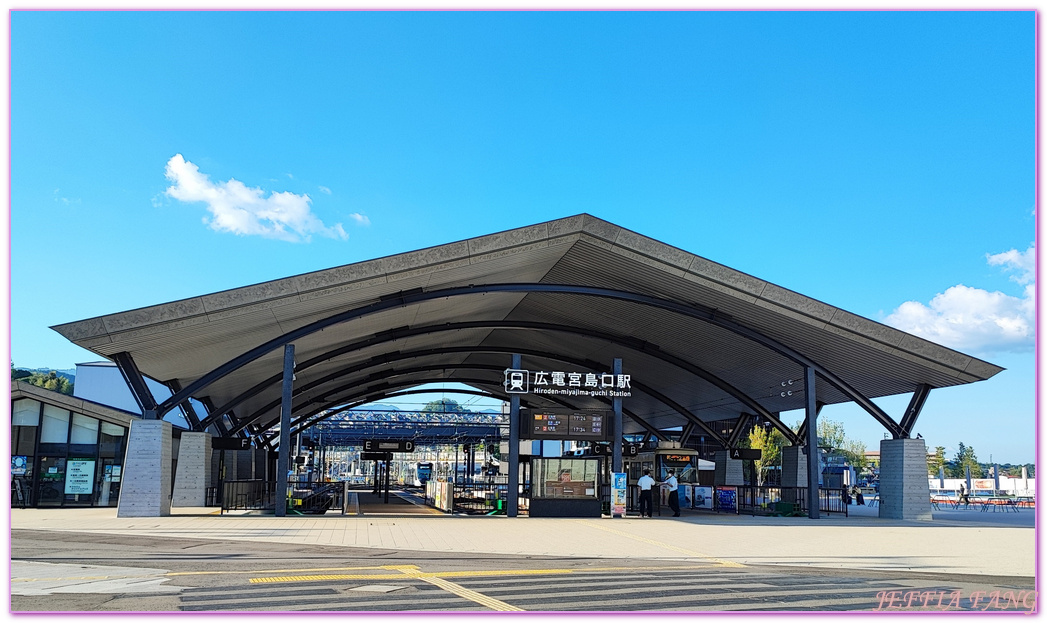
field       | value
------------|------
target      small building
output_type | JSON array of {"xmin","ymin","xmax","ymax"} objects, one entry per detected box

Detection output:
[{"xmin": 11, "ymin": 380, "xmax": 137, "ymax": 508}]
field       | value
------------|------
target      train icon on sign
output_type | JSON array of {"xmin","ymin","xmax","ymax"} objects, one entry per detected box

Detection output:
[{"xmin": 504, "ymin": 368, "xmax": 528, "ymax": 393}]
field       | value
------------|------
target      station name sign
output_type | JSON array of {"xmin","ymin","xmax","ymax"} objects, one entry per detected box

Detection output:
[{"xmin": 504, "ymin": 368, "xmax": 632, "ymax": 398}]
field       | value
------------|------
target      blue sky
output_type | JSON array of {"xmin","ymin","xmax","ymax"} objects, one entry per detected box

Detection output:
[{"xmin": 8, "ymin": 10, "xmax": 1036, "ymax": 463}]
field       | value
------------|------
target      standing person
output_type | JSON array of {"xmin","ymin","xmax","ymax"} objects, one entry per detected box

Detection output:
[
  {"xmin": 637, "ymin": 469, "xmax": 655, "ymax": 518},
  {"xmin": 664, "ymin": 469, "xmax": 680, "ymax": 517},
  {"xmin": 856, "ymin": 486, "xmax": 865, "ymax": 506}
]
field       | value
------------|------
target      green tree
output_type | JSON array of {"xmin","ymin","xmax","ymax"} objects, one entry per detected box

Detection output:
[
  {"xmin": 841, "ymin": 439, "xmax": 868, "ymax": 473},
  {"xmin": 928, "ymin": 446, "xmax": 947, "ymax": 476},
  {"xmin": 422, "ymin": 398, "xmax": 468, "ymax": 414},
  {"xmin": 746, "ymin": 425, "xmax": 787, "ymax": 486},
  {"xmin": 816, "ymin": 418, "xmax": 847, "ymax": 451},
  {"xmin": 22, "ymin": 370, "xmax": 74, "ymax": 395},
  {"xmin": 950, "ymin": 442, "xmax": 983, "ymax": 478}
]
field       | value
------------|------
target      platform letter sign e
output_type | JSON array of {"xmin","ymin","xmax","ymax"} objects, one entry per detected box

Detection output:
[{"xmin": 505, "ymin": 369, "xmax": 528, "ymax": 394}]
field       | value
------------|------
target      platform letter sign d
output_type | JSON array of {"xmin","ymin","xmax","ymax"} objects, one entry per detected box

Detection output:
[{"xmin": 505, "ymin": 369, "xmax": 528, "ymax": 394}]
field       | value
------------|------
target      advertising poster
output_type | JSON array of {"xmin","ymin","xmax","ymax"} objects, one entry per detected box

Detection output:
[
  {"xmin": 11, "ymin": 456, "xmax": 27, "ymax": 476},
  {"xmin": 64, "ymin": 459, "xmax": 96, "ymax": 495},
  {"xmin": 676, "ymin": 484, "xmax": 689, "ymax": 508},
  {"xmin": 693, "ymin": 486, "xmax": 714, "ymax": 510},
  {"xmin": 716, "ymin": 486, "xmax": 737, "ymax": 512},
  {"xmin": 611, "ymin": 472, "xmax": 627, "ymax": 516}
]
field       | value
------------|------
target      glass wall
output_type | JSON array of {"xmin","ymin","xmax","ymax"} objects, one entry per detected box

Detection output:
[{"xmin": 10, "ymin": 398, "xmax": 127, "ymax": 508}]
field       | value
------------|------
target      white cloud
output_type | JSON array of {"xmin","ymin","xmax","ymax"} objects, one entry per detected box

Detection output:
[
  {"xmin": 986, "ymin": 245, "xmax": 1035, "ymax": 285},
  {"xmin": 164, "ymin": 154, "xmax": 348, "ymax": 243},
  {"xmin": 349, "ymin": 213, "xmax": 371, "ymax": 226},
  {"xmin": 884, "ymin": 244, "xmax": 1035, "ymax": 356},
  {"xmin": 53, "ymin": 188, "xmax": 80, "ymax": 205},
  {"xmin": 319, "ymin": 186, "xmax": 332, "ymax": 195}
]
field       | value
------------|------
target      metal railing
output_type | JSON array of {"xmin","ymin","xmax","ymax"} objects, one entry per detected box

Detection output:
[
  {"xmin": 219, "ymin": 480, "xmax": 351, "ymax": 515},
  {"xmin": 451, "ymin": 482, "xmax": 514, "ymax": 515},
  {"xmin": 732, "ymin": 486, "xmax": 848, "ymax": 516},
  {"xmin": 220, "ymin": 480, "xmax": 276, "ymax": 514},
  {"xmin": 287, "ymin": 481, "xmax": 347, "ymax": 515}
]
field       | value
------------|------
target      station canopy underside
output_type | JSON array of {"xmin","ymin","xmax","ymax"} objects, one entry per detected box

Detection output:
[{"xmin": 53, "ymin": 214, "xmax": 1002, "ymax": 446}]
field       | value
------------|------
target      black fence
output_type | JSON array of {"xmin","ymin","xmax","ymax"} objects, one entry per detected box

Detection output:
[
  {"xmin": 220, "ymin": 480, "xmax": 276, "ymax": 514},
  {"xmin": 218, "ymin": 480, "xmax": 350, "ymax": 515},
  {"xmin": 731, "ymin": 486, "xmax": 848, "ymax": 516},
  {"xmin": 450, "ymin": 482, "xmax": 519, "ymax": 515},
  {"xmin": 287, "ymin": 481, "xmax": 349, "ymax": 515}
]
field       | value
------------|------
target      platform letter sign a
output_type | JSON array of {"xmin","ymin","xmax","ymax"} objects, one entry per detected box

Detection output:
[
  {"xmin": 730, "ymin": 448, "xmax": 762, "ymax": 461},
  {"xmin": 505, "ymin": 368, "xmax": 528, "ymax": 394}
]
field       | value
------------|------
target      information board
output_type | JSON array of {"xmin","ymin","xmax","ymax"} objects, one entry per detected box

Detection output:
[
  {"xmin": 611, "ymin": 472, "xmax": 627, "ymax": 517},
  {"xmin": 64, "ymin": 459, "xmax": 95, "ymax": 495},
  {"xmin": 523, "ymin": 410, "xmax": 611, "ymax": 442}
]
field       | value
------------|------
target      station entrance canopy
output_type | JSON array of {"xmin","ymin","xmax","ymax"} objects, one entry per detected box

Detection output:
[{"xmin": 52, "ymin": 215, "xmax": 1002, "ymax": 449}]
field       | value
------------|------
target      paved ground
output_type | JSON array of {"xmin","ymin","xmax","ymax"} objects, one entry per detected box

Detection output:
[
  {"xmin": 10, "ymin": 525, "xmax": 1036, "ymax": 614},
  {"xmin": 11, "ymin": 499, "xmax": 1035, "ymax": 578}
]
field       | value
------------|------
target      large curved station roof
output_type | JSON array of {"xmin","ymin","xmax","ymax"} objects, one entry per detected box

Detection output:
[{"xmin": 53, "ymin": 214, "xmax": 1001, "ymax": 445}]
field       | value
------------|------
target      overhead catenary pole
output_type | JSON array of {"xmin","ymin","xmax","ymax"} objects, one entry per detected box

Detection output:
[
  {"xmin": 275, "ymin": 343, "xmax": 295, "ymax": 518},
  {"xmin": 804, "ymin": 366, "xmax": 820, "ymax": 519},
  {"xmin": 507, "ymin": 354, "xmax": 521, "ymax": 518}
]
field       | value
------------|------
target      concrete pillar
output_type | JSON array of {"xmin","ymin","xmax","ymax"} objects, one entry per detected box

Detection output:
[
  {"xmin": 713, "ymin": 450, "xmax": 744, "ymax": 486},
  {"xmin": 236, "ymin": 450, "xmax": 253, "ymax": 480},
  {"xmin": 781, "ymin": 445, "xmax": 808, "ymax": 487},
  {"xmin": 117, "ymin": 419, "xmax": 173, "ymax": 517},
  {"xmin": 172, "ymin": 432, "xmax": 212, "ymax": 507},
  {"xmin": 780, "ymin": 445, "xmax": 808, "ymax": 504},
  {"xmin": 879, "ymin": 438, "xmax": 932, "ymax": 521}
]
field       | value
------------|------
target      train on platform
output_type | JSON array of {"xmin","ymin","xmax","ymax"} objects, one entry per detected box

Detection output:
[{"xmin": 623, "ymin": 444, "xmax": 714, "ymax": 488}]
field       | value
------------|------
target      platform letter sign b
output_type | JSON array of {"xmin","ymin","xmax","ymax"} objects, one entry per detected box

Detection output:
[{"xmin": 505, "ymin": 369, "xmax": 528, "ymax": 394}]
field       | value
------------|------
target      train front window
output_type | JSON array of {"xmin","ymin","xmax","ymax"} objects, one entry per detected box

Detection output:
[{"xmin": 658, "ymin": 454, "xmax": 697, "ymax": 483}]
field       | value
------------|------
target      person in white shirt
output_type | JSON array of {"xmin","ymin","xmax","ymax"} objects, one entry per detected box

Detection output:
[
  {"xmin": 664, "ymin": 469, "xmax": 680, "ymax": 517},
  {"xmin": 637, "ymin": 470, "xmax": 655, "ymax": 518}
]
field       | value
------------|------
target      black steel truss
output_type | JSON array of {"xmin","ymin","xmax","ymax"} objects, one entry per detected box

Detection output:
[{"xmin": 153, "ymin": 282, "xmax": 910, "ymax": 440}]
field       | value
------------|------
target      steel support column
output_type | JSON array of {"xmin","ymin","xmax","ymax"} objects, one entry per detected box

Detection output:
[
  {"xmin": 898, "ymin": 384, "xmax": 932, "ymax": 436},
  {"xmin": 726, "ymin": 414, "xmax": 753, "ymax": 448},
  {"xmin": 679, "ymin": 422, "xmax": 696, "ymax": 447},
  {"xmin": 164, "ymin": 380, "xmax": 202, "ymax": 430},
  {"xmin": 612, "ymin": 358, "xmax": 623, "ymax": 474},
  {"xmin": 804, "ymin": 366, "xmax": 819, "ymax": 520},
  {"xmin": 112, "ymin": 351, "xmax": 159, "ymax": 418},
  {"xmin": 275, "ymin": 344, "xmax": 294, "ymax": 518},
  {"xmin": 507, "ymin": 354, "xmax": 521, "ymax": 518}
]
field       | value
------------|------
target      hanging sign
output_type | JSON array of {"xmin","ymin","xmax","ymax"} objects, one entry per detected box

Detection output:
[
  {"xmin": 730, "ymin": 448, "xmax": 762, "ymax": 461},
  {"xmin": 363, "ymin": 440, "xmax": 415, "ymax": 453},
  {"xmin": 521, "ymin": 410, "xmax": 613, "ymax": 442}
]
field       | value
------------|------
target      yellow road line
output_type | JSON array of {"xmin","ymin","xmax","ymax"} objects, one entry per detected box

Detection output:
[
  {"xmin": 579, "ymin": 520, "xmax": 745, "ymax": 568},
  {"xmin": 388, "ymin": 565, "xmax": 524, "ymax": 612}
]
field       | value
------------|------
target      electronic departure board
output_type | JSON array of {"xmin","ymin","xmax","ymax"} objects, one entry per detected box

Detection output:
[{"xmin": 525, "ymin": 410, "xmax": 612, "ymax": 442}]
